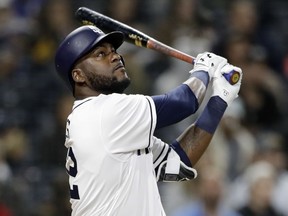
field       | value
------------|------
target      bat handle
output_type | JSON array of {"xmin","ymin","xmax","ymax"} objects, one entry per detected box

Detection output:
[
  {"xmin": 147, "ymin": 39, "xmax": 240, "ymax": 85},
  {"xmin": 222, "ymin": 70, "xmax": 241, "ymax": 85},
  {"xmin": 192, "ymin": 58, "xmax": 240, "ymax": 85}
]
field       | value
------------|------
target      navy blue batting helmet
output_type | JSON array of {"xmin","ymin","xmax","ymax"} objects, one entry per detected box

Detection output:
[{"xmin": 55, "ymin": 25, "xmax": 124, "ymax": 92}]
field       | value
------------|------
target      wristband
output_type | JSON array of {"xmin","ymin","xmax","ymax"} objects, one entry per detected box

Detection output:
[
  {"xmin": 195, "ymin": 96, "xmax": 227, "ymax": 134},
  {"xmin": 171, "ymin": 141, "xmax": 192, "ymax": 167}
]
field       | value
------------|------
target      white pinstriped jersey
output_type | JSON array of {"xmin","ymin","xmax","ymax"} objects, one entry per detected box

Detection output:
[{"xmin": 65, "ymin": 93, "xmax": 166, "ymax": 216}]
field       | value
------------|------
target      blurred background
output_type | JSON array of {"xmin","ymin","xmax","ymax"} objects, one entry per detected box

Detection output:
[{"xmin": 0, "ymin": 0, "xmax": 287, "ymax": 215}]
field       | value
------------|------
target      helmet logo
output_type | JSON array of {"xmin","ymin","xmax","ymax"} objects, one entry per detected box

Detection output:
[{"xmin": 88, "ymin": 26, "xmax": 104, "ymax": 34}]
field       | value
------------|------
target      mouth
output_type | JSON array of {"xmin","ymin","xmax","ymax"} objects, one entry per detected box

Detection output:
[{"xmin": 114, "ymin": 63, "xmax": 125, "ymax": 72}]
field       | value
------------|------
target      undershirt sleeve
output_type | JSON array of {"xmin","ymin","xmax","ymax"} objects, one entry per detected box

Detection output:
[{"xmin": 152, "ymin": 84, "xmax": 198, "ymax": 129}]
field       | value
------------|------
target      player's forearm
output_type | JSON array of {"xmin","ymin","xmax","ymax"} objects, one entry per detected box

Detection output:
[
  {"xmin": 176, "ymin": 96, "xmax": 227, "ymax": 165},
  {"xmin": 176, "ymin": 125, "xmax": 212, "ymax": 165}
]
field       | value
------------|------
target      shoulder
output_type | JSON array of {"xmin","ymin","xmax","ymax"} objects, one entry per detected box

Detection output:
[
  {"xmin": 110, "ymin": 93, "xmax": 152, "ymax": 101},
  {"xmin": 72, "ymin": 94, "xmax": 152, "ymax": 108},
  {"xmin": 104, "ymin": 93, "xmax": 154, "ymax": 109}
]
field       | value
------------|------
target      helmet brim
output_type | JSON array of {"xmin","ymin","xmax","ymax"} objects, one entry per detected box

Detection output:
[{"xmin": 82, "ymin": 31, "xmax": 125, "ymax": 59}]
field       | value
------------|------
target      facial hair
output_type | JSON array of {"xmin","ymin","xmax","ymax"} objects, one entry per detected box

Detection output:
[{"xmin": 87, "ymin": 72, "xmax": 131, "ymax": 94}]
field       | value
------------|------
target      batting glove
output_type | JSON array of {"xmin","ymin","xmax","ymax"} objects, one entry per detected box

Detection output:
[
  {"xmin": 211, "ymin": 64, "xmax": 243, "ymax": 106},
  {"xmin": 189, "ymin": 52, "xmax": 228, "ymax": 81},
  {"xmin": 156, "ymin": 148, "xmax": 197, "ymax": 182}
]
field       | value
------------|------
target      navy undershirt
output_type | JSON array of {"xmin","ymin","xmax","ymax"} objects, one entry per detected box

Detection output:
[
  {"xmin": 151, "ymin": 72, "xmax": 209, "ymax": 167},
  {"xmin": 152, "ymin": 84, "xmax": 198, "ymax": 129}
]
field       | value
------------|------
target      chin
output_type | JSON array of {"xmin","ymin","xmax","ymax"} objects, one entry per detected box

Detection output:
[
  {"xmin": 116, "ymin": 77, "xmax": 131, "ymax": 93},
  {"xmin": 117, "ymin": 70, "xmax": 129, "ymax": 80},
  {"xmin": 118, "ymin": 72, "xmax": 130, "ymax": 82}
]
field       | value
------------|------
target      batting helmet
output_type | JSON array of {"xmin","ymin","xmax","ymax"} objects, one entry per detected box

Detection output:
[{"xmin": 55, "ymin": 25, "xmax": 124, "ymax": 92}]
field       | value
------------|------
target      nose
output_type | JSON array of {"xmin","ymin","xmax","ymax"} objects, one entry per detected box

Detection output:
[{"xmin": 111, "ymin": 52, "xmax": 121, "ymax": 63}]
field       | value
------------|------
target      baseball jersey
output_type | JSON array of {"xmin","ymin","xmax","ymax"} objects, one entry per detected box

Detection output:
[{"xmin": 65, "ymin": 93, "xmax": 166, "ymax": 216}]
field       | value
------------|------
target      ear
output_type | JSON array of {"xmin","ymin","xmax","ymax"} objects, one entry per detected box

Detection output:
[{"xmin": 72, "ymin": 68, "xmax": 86, "ymax": 84}]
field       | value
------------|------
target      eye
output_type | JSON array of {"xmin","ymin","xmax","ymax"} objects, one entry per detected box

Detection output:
[
  {"xmin": 96, "ymin": 51, "xmax": 106, "ymax": 57},
  {"xmin": 92, "ymin": 46, "xmax": 117, "ymax": 60}
]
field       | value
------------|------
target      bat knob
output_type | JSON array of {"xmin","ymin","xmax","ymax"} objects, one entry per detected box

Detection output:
[{"xmin": 223, "ymin": 70, "xmax": 241, "ymax": 85}]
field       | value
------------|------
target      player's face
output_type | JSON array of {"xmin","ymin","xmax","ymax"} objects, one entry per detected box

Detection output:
[{"xmin": 76, "ymin": 42, "xmax": 130, "ymax": 94}]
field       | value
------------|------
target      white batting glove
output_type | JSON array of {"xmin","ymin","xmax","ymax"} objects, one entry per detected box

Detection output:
[
  {"xmin": 211, "ymin": 64, "xmax": 243, "ymax": 106},
  {"xmin": 189, "ymin": 52, "xmax": 228, "ymax": 81}
]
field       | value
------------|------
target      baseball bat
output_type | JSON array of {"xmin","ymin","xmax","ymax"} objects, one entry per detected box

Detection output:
[{"xmin": 75, "ymin": 7, "xmax": 240, "ymax": 85}]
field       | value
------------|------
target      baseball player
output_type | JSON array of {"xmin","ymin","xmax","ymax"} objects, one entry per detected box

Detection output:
[{"xmin": 54, "ymin": 25, "xmax": 242, "ymax": 216}]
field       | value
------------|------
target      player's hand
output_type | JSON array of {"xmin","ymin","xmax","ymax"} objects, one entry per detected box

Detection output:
[
  {"xmin": 190, "ymin": 52, "xmax": 228, "ymax": 81},
  {"xmin": 211, "ymin": 63, "xmax": 243, "ymax": 106}
]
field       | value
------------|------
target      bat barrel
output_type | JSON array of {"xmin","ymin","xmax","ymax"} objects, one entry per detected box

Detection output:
[{"xmin": 76, "ymin": 7, "xmax": 149, "ymax": 47}]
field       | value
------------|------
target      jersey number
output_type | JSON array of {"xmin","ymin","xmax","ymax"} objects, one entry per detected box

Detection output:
[{"xmin": 66, "ymin": 147, "xmax": 80, "ymax": 199}]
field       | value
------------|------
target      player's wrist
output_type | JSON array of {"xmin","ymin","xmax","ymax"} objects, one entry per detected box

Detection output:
[{"xmin": 171, "ymin": 141, "xmax": 192, "ymax": 167}]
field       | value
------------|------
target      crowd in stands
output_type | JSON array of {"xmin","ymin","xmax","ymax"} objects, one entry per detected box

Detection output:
[{"xmin": 0, "ymin": 0, "xmax": 287, "ymax": 215}]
